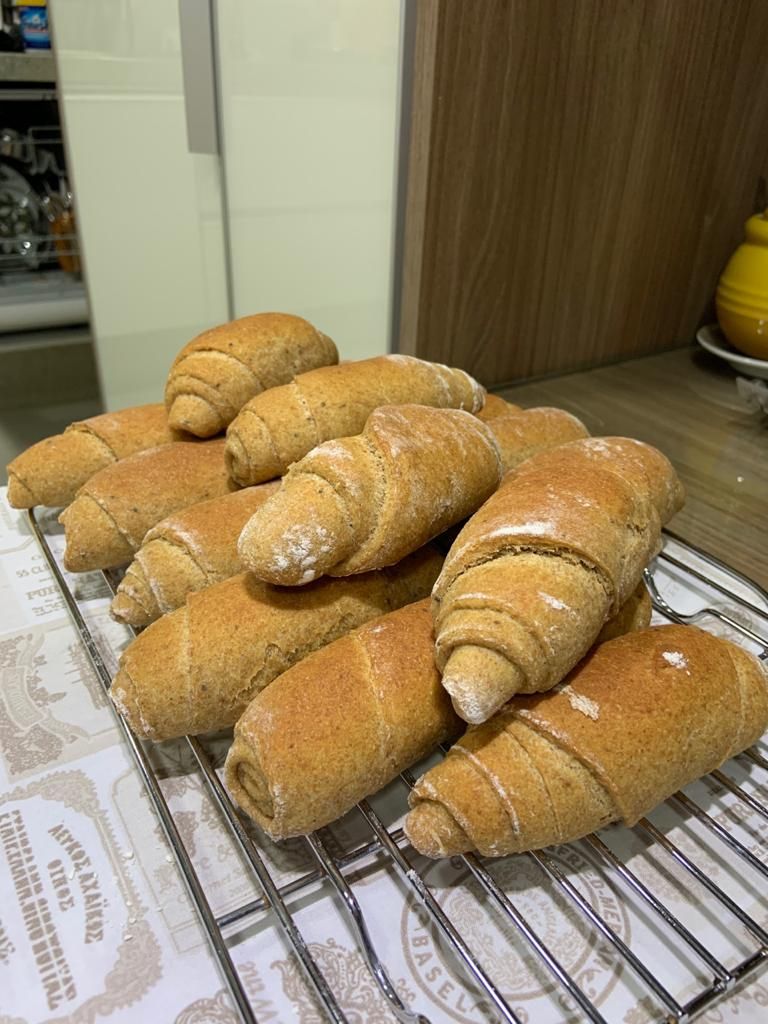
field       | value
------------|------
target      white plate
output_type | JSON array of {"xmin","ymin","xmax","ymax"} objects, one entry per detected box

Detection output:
[{"xmin": 697, "ymin": 323, "xmax": 768, "ymax": 380}]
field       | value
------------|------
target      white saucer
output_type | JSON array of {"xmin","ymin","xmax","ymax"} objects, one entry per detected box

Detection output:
[{"xmin": 696, "ymin": 324, "xmax": 768, "ymax": 380}]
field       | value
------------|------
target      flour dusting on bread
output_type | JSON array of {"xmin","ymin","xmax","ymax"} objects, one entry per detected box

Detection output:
[
  {"xmin": 662, "ymin": 650, "xmax": 689, "ymax": 671},
  {"xmin": 556, "ymin": 683, "xmax": 600, "ymax": 720}
]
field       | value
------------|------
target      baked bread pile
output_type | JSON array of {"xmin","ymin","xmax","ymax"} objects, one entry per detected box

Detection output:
[{"xmin": 8, "ymin": 310, "xmax": 767, "ymax": 858}]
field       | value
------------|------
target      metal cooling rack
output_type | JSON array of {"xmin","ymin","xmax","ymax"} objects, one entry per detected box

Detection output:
[{"xmin": 28, "ymin": 511, "xmax": 768, "ymax": 1024}]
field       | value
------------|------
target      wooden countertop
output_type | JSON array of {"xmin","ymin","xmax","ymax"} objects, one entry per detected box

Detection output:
[{"xmin": 499, "ymin": 345, "xmax": 768, "ymax": 588}]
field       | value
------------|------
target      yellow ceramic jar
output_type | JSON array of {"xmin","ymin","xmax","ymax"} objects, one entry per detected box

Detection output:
[{"xmin": 716, "ymin": 211, "xmax": 768, "ymax": 360}]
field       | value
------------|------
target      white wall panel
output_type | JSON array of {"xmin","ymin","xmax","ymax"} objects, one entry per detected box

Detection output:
[
  {"xmin": 216, "ymin": 0, "xmax": 402, "ymax": 360},
  {"xmin": 52, "ymin": 0, "xmax": 229, "ymax": 409}
]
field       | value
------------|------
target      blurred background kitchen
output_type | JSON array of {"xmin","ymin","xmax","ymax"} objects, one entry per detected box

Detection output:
[
  {"xmin": 0, "ymin": 0, "xmax": 402, "ymax": 467},
  {"xmin": 1, "ymin": 2, "xmax": 767, "ymax": 520}
]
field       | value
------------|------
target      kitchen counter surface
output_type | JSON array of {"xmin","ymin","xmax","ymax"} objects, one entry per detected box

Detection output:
[{"xmin": 500, "ymin": 345, "xmax": 768, "ymax": 588}]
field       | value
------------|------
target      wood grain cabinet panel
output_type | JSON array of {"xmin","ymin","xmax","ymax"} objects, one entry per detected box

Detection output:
[{"xmin": 398, "ymin": 0, "xmax": 768, "ymax": 386}]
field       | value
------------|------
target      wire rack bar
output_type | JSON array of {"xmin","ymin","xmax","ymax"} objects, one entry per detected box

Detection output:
[
  {"xmin": 216, "ymin": 832, "xmax": 397, "ymax": 930},
  {"xmin": 643, "ymin": 569, "xmax": 768, "ymax": 648},
  {"xmin": 583, "ymin": 832, "xmax": 732, "ymax": 981},
  {"xmin": 670, "ymin": 791, "xmax": 768, "ymax": 878},
  {"xmin": 185, "ymin": 735, "xmax": 350, "ymax": 1024},
  {"xmin": 399, "ymin": 763, "xmax": 610, "ymax": 1024},
  {"xmin": 528, "ymin": 848, "xmax": 684, "ymax": 1018},
  {"xmin": 661, "ymin": 530, "xmax": 768, "ymax": 612},
  {"xmin": 304, "ymin": 832, "xmax": 429, "ymax": 1024},
  {"xmin": 461, "ymin": 850, "xmax": 610, "ymax": 1024},
  {"xmin": 357, "ymin": 798, "xmax": 525, "ymax": 1024},
  {"xmin": 26, "ymin": 511, "xmax": 257, "ymax": 1024},
  {"xmin": 680, "ymin": 950, "xmax": 768, "ymax": 1024},
  {"xmin": 27, "ymin": 509, "xmax": 768, "ymax": 1024},
  {"xmin": 635, "ymin": 818, "xmax": 768, "ymax": 946},
  {"xmin": 657, "ymin": 552, "xmax": 768, "ymax": 618},
  {"xmin": 707, "ymin": 770, "xmax": 768, "ymax": 822},
  {"xmin": 657, "ymin": 550, "xmax": 768, "ymax": 624},
  {"xmin": 743, "ymin": 749, "xmax": 768, "ymax": 772}
]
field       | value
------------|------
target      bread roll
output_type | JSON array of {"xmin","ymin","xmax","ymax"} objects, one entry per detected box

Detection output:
[
  {"xmin": 405, "ymin": 625, "xmax": 768, "ymax": 857},
  {"xmin": 6, "ymin": 404, "xmax": 180, "ymax": 509},
  {"xmin": 60, "ymin": 440, "xmax": 235, "ymax": 572},
  {"xmin": 165, "ymin": 312, "xmax": 338, "ymax": 437},
  {"xmin": 433, "ymin": 437, "xmax": 685, "ymax": 723},
  {"xmin": 487, "ymin": 406, "xmax": 588, "ymax": 472},
  {"xmin": 110, "ymin": 546, "xmax": 442, "ymax": 741},
  {"xmin": 596, "ymin": 580, "xmax": 651, "ymax": 640},
  {"xmin": 238, "ymin": 405, "xmax": 502, "ymax": 585},
  {"xmin": 225, "ymin": 354, "xmax": 485, "ymax": 485},
  {"xmin": 237, "ymin": 405, "xmax": 589, "ymax": 585},
  {"xmin": 224, "ymin": 600, "xmax": 460, "ymax": 839},
  {"xmin": 475, "ymin": 395, "xmax": 521, "ymax": 421},
  {"xmin": 224, "ymin": 581, "xmax": 651, "ymax": 840},
  {"xmin": 111, "ymin": 482, "xmax": 280, "ymax": 627}
]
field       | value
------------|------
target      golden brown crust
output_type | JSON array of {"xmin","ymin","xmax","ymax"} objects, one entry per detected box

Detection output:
[
  {"xmin": 406, "ymin": 625, "xmax": 768, "ymax": 857},
  {"xmin": 432, "ymin": 437, "xmax": 685, "ymax": 722},
  {"xmin": 60, "ymin": 439, "xmax": 235, "ymax": 571},
  {"xmin": 6, "ymin": 403, "xmax": 178, "ymax": 509},
  {"xmin": 486, "ymin": 406, "xmax": 589, "ymax": 473},
  {"xmin": 237, "ymin": 405, "xmax": 502, "ymax": 584},
  {"xmin": 597, "ymin": 581, "xmax": 651, "ymax": 640},
  {"xmin": 111, "ymin": 482, "xmax": 280, "ymax": 626},
  {"xmin": 110, "ymin": 547, "xmax": 444, "ymax": 742},
  {"xmin": 475, "ymin": 394, "xmax": 521, "ymax": 421},
  {"xmin": 224, "ymin": 579, "xmax": 653, "ymax": 841},
  {"xmin": 165, "ymin": 312, "xmax": 338, "ymax": 437},
  {"xmin": 225, "ymin": 599, "xmax": 462, "ymax": 839},
  {"xmin": 225, "ymin": 354, "xmax": 486, "ymax": 485}
]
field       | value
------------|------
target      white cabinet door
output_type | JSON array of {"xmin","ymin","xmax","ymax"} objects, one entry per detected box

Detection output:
[
  {"xmin": 53, "ymin": 0, "xmax": 230, "ymax": 409},
  {"xmin": 215, "ymin": 0, "xmax": 403, "ymax": 360}
]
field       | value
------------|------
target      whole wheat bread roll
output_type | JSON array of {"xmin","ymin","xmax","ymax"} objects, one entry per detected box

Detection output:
[
  {"xmin": 475, "ymin": 395, "xmax": 521, "ymax": 421},
  {"xmin": 225, "ymin": 354, "xmax": 485, "ymax": 485},
  {"xmin": 110, "ymin": 547, "xmax": 442, "ymax": 741},
  {"xmin": 238, "ymin": 405, "xmax": 588, "ymax": 585},
  {"xmin": 224, "ymin": 582, "xmax": 651, "ymax": 840},
  {"xmin": 6, "ymin": 404, "xmax": 181, "ymax": 509},
  {"xmin": 60, "ymin": 439, "xmax": 235, "ymax": 572},
  {"xmin": 433, "ymin": 436, "xmax": 685, "ymax": 723},
  {"xmin": 487, "ymin": 406, "xmax": 588, "ymax": 473},
  {"xmin": 224, "ymin": 600, "xmax": 460, "ymax": 838},
  {"xmin": 238, "ymin": 405, "xmax": 502, "ymax": 585},
  {"xmin": 111, "ymin": 482, "xmax": 280, "ymax": 627},
  {"xmin": 165, "ymin": 312, "xmax": 338, "ymax": 437},
  {"xmin": 405, "ymin": 625, "xmax": 768, "ymax": 858}
]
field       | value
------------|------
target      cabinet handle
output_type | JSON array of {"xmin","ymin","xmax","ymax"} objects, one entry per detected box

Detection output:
[{"xmin": 178, "ymin": 0, "xmax": 219, "ymax": 155}]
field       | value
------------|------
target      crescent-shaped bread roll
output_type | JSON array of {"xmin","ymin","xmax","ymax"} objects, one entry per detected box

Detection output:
[
  {"xmin": 60, "ymin": 440, "xmax": 235, "ymax": 572},
  {"xmin": 224, "ymin": 600, "xmax": 461, "ymax": 839},
  {"xmin": 6, "ymin": 403, "xmax": 181, "ymax": 509},
  {"xmin": 111, "ymin": 482, "xmax": 280, "ymax": 627},
  {"xmin": 432, "ymin": 437, "xmax": 685, "ymax": 723},
  {"xmin": 165, "ymin": 312, "xmax": 338, "ymax": 437},
  {"xmin": 237, "ymin": 405, "xmax": 502, "ymax": 585},
  {"xmin": 110, "ymin": 547, "xmax": 442, "ymax": 741},
  {"xmin": 405, "ymin": 625, "xmax": 768, "ymax": 858},
  {"xmin": 237, "ymin": 405, "xmax": 588, "ymax": 586},
  {"xmin": 224, "ymin": 582, "xmax": 651, "ymax": 840},
  {"xmin": 225, "ymin": 354, "xmax": 485, "ymax": 485}
]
